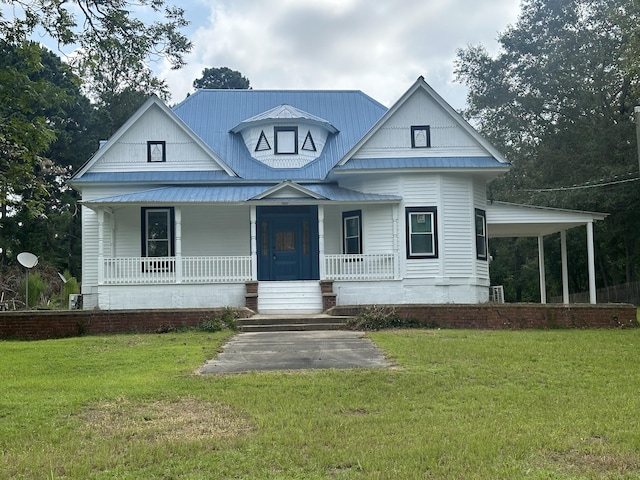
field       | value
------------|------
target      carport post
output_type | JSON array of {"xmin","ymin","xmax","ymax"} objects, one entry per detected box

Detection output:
[
  {"xmin": 587, "ymin": 221, "xmax": 597, "ymax": 304},
  {"xmin": 560, "ymin": 230, "xmax": 569, "ymax": 304},
  {"xmin": 538, "ymin": 235, "xmax": 547, "ymax": 304}
]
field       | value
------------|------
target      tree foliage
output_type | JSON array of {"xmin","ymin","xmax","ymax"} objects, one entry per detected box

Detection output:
[
  {"xmin": 193, "ymin": 66, "xmax": 251, "ymax": 90},
  {"xmin": 455, "ymin": 0, "xmax": 640, "ymax": 294},
  {"xmin": 0, "ymin": 1, "xmax": 191, "ymax": 281},
  {"xmin": 0, "ymin": 1, "xmax": 192, "ymax": 101}
]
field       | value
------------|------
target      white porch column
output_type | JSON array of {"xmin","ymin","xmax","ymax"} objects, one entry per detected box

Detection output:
[
  {"xmin": 392, "ymin": 204, "xmax": 400, "ymax": 279},
  {"xmin": 318, "ymin": 205, "xmax": 325, "ymax": 279},
  {"xmin": 538, "ymin": 235, "xmax": 547, "ymax": 304},
  {"xmin": 587, "ymin": 220, "xmax": 597, "ymax": 304},
  {"xmin": 560, "ymin": 230, "xmax": 569, "ymax": 304},
  {"xmin": 97, "ymin": 208, "xmax": 104, "ymax": 285},
  {"xmin": 109, "ymin": 211, "xmax": 115, "ymax": 257},
  {"xmin": 250, "ymin": 206, "xmax": 257, "ymax": 280},
  {"xmin": 175, "ymin": 207, "xmax": 182, "ymax": 283}
]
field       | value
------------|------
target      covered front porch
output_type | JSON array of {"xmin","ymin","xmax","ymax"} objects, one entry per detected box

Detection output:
[{"xmin": 90, "ymin": 198, "xmax": 401, "ymax": 288}]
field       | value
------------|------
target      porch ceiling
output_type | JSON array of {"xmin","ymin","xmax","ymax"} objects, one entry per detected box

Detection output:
[{"xmin": 486, "ymin": 201, "xmax": 608, "ymax": 238}]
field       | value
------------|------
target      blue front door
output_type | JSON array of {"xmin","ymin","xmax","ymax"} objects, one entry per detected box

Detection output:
[{"xmin": 257, "ymin": 206, "xmax": 319, "ymax": 281}]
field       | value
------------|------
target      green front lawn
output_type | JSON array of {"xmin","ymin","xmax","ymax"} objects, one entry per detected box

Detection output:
[{"xmin": 1, "ymin": 328, "xmax": 639, "ymax": 479}]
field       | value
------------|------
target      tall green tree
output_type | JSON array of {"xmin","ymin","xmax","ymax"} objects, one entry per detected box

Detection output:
[
  {"xmin": 0, "ymin": 42, "xmax": 98, "ymax": 274},
  {"xmin": 455, "ymin": 0, "xmax": 640, "ymax": 293},
  {"xmin": 193, "ymin": 67, "xmax": 251, "ymax": 90}
]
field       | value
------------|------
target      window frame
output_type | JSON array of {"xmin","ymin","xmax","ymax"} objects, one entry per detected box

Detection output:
[
  {"xmin": 141, "ymin": 207, "xmax": 175, "ymax": 258},
  {"xmin": 274, "ymin": 126, "xmax": 298, "ymax": 154},
  {"xmin": 411, "ymin": 125, "xmax": 431, "ymax": 148},
  {"xmin": 342, "ymin": 210, "xmax": 362, "ymax": 255},
  {"xmin": 475, "ymin": 208, "xmax": 488, "ymax": 260},
  {"xmin": 147, "ymin": 140, "xmax": 166, "ymax": 163},
  {"xmin": 405, "ymin": 206, "xmax": 438, "ymax": 259}
]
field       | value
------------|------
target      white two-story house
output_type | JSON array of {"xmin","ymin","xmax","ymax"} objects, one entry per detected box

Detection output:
[{"xmin": 70, "ymin": 77, "xmax": 605, "ymax": 312}]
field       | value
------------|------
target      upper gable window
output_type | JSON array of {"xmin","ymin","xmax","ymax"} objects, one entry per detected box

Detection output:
[
  {"xmin": 147, "ymin": 141, "xmax": 166, "ymax": 162},
  {"xmin": 274, "ymin": 126, "xmax": 298, "ymax": 154},
  {"xmin": 302, "ymin": 131, "xmax": 316, "ymax": 152},
  {"xmin": 411, "ymin": 126, "xmax": 431, "ymax": 148},
  {"xmin": 255, "ymin": 130, "xmax": 271, "ymax": 152}
]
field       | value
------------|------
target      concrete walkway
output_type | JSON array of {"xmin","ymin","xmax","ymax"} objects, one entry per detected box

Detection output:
[{"xmin": 199, "ymin": 330, "xmax": 389, "ymax": 374}]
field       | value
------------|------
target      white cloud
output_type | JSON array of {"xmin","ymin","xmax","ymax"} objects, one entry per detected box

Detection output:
[{"xmin": 161, "ymin": 0, "xmax": 520, "ymax": 109}]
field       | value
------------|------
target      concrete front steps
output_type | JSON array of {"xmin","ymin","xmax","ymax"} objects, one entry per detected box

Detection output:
[{"xmin": 238, "ymin": 314, "xmax": 354, "ymax": 332}]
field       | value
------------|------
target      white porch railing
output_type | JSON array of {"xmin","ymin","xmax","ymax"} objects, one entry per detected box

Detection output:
[
  {"xmin": 324, "ymin": 253, "xmax": 396, "ymax": 281},
  {"xmin": 102, "ymin": 256, "xmax": 253, "ymax": 285}
]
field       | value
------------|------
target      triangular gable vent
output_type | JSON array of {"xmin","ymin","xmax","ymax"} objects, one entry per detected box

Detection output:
[
  {"xmin": 255, "ymin": 130, "xmax": 271, "ymax": 152},
  {"xmin": 302, "ymin": 131, "xmax": 316, "ymax": 152}
]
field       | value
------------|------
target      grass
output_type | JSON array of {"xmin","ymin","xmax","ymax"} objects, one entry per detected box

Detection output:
[{"xmin": 1, "ymin": 328, "xmax": 640, "ymax": 479}]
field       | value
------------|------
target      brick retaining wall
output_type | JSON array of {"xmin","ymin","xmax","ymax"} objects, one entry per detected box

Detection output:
[
  {"xmin": 0, "ymin": 308, "xmax": 253, "ymax": 340},
  {"xmin": 0, "ymin": 303, "xmax": 636, "ymax": 340},
  {"xmin": 329, "ymin": 303, "xmax": 638, "ymax": 329}
]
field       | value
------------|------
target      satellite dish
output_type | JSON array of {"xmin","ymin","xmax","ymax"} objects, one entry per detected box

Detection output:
[
  {"xmin": 17, "ymin": 252, "xmax": 38, "ymax": 269},
  {"xmin": 57, "ymin": 272, "xmax": 68, "ymax": 283}
]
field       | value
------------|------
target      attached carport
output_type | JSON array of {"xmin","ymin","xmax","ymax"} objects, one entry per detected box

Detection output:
[{"xmin": 486, "ymin": 201, "xmax": 608, "ymax": 304}]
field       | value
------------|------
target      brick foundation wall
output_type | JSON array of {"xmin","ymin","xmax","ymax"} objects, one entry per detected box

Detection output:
[
  {"xmin": 0, "ymin": 308, "xmax": 253, "ymax": 341},
  {"xmin": 329, "ymin": 303, "xmax": 638, "ymax": 329},
  {"xmin": 1, "ymin": 304, "xmax": 636, "ymax": 340}
]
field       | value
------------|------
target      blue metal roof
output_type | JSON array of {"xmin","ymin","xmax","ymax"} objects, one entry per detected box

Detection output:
[
  {"xmin": 334, "ymin": 156, "xmax": 511, "ymax": 171},
  {"xmin": 70, "ymin": 170, "xmax": 239, "ymax": 184},
  {"xmin": 172, "ymin": 89, "xmax": 388, "ymax": 181},
  {"xmin": 83, "ymin": 183, "xmax": 401, "ymax": 205}
]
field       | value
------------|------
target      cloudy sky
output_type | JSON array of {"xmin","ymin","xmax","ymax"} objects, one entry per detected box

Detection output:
[{"xmin": 158, "ymin": 0, "xmax": 522, "ymax": 109}]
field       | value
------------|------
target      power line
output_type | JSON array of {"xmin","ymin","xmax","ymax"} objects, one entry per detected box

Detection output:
[{"xmin": 524, "ymin": 176, "xmax": 640, "ymax": 192}]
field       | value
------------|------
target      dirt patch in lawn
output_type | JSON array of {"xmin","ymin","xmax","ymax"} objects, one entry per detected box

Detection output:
[
  {"xmin": 78, "ymin": 397, "xmax": 254, "ymax": 442},
  {"xmin": 541, "ymin": 437, "xmax": 640, "ymax": 479}
]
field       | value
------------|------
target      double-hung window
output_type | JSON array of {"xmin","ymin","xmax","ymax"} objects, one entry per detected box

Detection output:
[
  {"xmin": 475, "ymin": 208, "xmax": 487, "ymax": 260},
  {"xmin": 342, "ymin": 210, "xmax": 362, "ymax": 254},
  {"xmin": 406, "ymin": 207, "xmax": 437, "ymax": 258}
]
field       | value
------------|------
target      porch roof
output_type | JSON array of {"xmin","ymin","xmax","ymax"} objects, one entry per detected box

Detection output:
[
  {"xmin": 82, "ymin": 183, "xmax": 401, "ymax": 207},
  {"xmin": 486, "ymin": 201, "xmax": 608, "ymax": 237}
]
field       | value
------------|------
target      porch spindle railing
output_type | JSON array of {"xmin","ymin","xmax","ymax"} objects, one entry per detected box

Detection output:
[
  {"xmin": 323, "ymin": 253, "xmax": 396, "ymax": 281},
  {"xmin": 102, "ymin": 256, "xmax": 252, "ymax": 285}
]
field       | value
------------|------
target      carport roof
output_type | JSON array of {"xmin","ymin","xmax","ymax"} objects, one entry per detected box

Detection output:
[{"xmin": 486, "ymin": 201, "xmax": 608, "ymax": 238}]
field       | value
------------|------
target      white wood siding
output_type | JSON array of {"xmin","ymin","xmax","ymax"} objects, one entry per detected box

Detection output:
[
  {"xmin": 401, "ymin": 174, "xmax": 443, "ymax": 278},
  {"xmin": 91, "ymin": 104, "xmax": 223, "ymax": 172},
  {"xmin": 473, "ymin": 178, "xmax": 490, "ymax": 282},
  {"xmin": 181, "ymin": 206, "xmax": 249, "ymax": 256},
  {"xmin": 441, "ymin": 175, "xmax": 474, "ymax": 277},
  {"xmin": 353, "ymin": 89, "xmax": 487, "ymax": 159}
]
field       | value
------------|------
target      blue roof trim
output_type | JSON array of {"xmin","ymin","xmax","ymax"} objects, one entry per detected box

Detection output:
[
  {"xmin": 334, "ymin": 156, "xmax": 511, "ymax": 170},
  {"xmin": 71, "ymin": 171, "xmax": 240, "ymax": 184},
  {"xmin": 84, "ymin": 184, "xmax": 401, "ymax": 204},
  {"xmin": 172, "ymin": 90, "xmax": 387, "ymax": 181}
]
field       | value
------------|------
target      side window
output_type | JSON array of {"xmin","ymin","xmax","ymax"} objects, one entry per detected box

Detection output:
[
  {"xmin": 475, "ymin": 208, "xmax": 487, "ymax": 260},
  {"xmin": 342, "ymin": 210, "xmax": 362, "ymax": 254},
  {"xmin": 406, "ymin": 207, "xmax": 438, "ymax": 258},
  {"xmin": 141, "ymin": 207, "xmax": 174, "ymax": 257}
]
